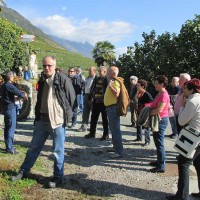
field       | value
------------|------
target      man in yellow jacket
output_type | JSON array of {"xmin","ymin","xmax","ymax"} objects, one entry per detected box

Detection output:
[{"xmin": 104, "ymin": 66, "xmax": 123, "ymax": 158}]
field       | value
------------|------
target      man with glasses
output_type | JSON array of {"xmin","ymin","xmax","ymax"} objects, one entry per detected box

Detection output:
[
  {"xmin": 11, "ymin": 56, "xmax": 75, "ymax": 188},
  {"xmin": 67, "ymin": 67, "xmax": 85, "ymax": 128}
]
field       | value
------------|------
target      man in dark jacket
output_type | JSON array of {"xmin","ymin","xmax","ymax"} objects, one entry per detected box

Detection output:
[
  {"xmin": 67, "ymin": 67, "xmax": 85, "ymax": 128},
  {"xmin": 85, "ymin": 66, "xmax": 109, "ymax": 140},
  {"xmin": 11, "ymin": 56, "xmax": 75, "ymax": 188},
  {"xmin": 0, "ymin": 71, "xmax": 27, "ymax": 154}
]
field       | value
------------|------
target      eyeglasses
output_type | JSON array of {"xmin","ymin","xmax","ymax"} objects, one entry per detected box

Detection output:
[
  {"xmin": 68, "ymin": 70, "xmax": 74, "ymax": 72},
  {"xmin": 43, "ymin": 64, "xmax": 54, "ymax": 68}
]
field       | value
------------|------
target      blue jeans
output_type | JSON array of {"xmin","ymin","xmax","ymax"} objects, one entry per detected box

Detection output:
[
  {"xmin": 106, "ymin": 105, "xmax": 123, "ymax": 155},
  {"xmin": 77, "ymin": 93, "xmax": 84, "ymax": 112},
  {"xmin": 152, "ymin": 117, "xmax": 168, "ymax": 170},
  {"xmin": 136, "ymin": 126, "xmax": 150, "ymax": 143},
  {"xmin": 21, "ymin": 120, "xmax": 66, "ymax": 177},
  {"xmin": 4, "ymin": 108, "xmax": 17, "ymax": 152},
  {"xmin": 169, "ymin": 116, "xmax": 178, "ymax": 136}
]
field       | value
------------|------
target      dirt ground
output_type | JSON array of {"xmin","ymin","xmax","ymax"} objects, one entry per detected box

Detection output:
[{"xmin": 0, "ymin": 112, "xmax": 198, "ymax": 200}]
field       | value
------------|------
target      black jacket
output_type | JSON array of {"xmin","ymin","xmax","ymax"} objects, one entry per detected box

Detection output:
[
  {"xmin": 35, "ymin": 72, "xmax": 76, "ymax": 125},
  {"xmin": 89, "ymin": 76, "xmax": 108, "ymax": 102},
  {"xmin": 68, "ymin": 75, "xmax": 85, "ymax": 95}
]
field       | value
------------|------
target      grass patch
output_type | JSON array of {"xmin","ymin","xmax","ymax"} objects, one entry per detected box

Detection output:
[
  {"xmin": 0, "ymin": 172, "xmax": 37, "ymax": 200},
  {"xmin": 0, "ymin": 129, "xmax": 107, "ymax": 200}
]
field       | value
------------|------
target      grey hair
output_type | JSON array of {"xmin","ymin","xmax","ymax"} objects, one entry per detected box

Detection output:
[
  {"xmin": 130, "ymin": 76, "xmax": 138, "ymax": 82},
  {"xmin": 180, "ymin": 73, "xmax": 191, "ymax": 81},
  {"xmin": 4, "ymin": 70, "xmax": 14, "ymax": 81},
  {"xmin": 99, "ymin": 66, "xmax": 107, "ymax": 71},
  {"xmin": 172, "ymin": 77, "xmax": 179, "ymax": 82},
  {"xmin": 42, "ymin": 56, "xmax": 56, "ymax": 66},
  {"xmin": 76, "ymin": 67, "xmax": 82, "ymax": 72}
]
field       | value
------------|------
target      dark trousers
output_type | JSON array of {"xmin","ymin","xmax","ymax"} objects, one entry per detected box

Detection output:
[
  {"xmin": 4, "ymin": 108, "xmax": 17, "ymax": 152},
  {"xmin": 72, "ymin": 97, "xmax": 78, "ymax": 125},
  {"xmin": 89, "ymin": 102, "xmax": 109, "ymax": 136},
  {"xmin": 82, "ymin": 94, "xmax": 92, "ymax": 128},
  {"xmin": 176, "ymin": 148, "xmax": 200, "ymax": 200},
  {"xmin": 136, "ymin": 126, "xmax": 150, "ymax": 143},
  {"xmin": 130, "ymin": 102, "xmax": 137, "ymax": 126}
]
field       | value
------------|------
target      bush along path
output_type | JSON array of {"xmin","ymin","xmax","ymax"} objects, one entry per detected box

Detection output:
[{"xmin": 0, "ymin": 113, "xmax": 198, "ymax": 200}]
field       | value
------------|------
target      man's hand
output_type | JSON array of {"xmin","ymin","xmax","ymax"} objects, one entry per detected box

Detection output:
[
  {"xmin": 23, "ymin": 92, "xmax": 28, "ymax": 101},
  {"xmin": 109, "ymin": 79, "xmax": 114, "ymax": 87}
]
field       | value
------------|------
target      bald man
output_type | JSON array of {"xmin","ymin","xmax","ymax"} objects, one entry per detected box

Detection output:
[{"xmin": 104, "ymin": 66, "xmax": 123, "ymax": 158}]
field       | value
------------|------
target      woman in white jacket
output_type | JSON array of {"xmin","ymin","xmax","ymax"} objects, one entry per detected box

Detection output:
[{"xmin": 166, "ymin": 78, "xmax": 200, "ymax": 200}]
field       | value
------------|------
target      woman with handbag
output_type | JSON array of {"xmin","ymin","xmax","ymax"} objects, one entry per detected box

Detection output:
[{"xmin": 166, "ymin": 79, "xmax": 200, "ymax": 200}]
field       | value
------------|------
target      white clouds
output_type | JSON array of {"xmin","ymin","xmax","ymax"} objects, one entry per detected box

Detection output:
[
  {"xmin": 32, "ymin": 15, "xmax": 135, "ymax": 45},
  {"xmin": 115, "ymin": 47, "xmax": 128, "ymax": 58}
]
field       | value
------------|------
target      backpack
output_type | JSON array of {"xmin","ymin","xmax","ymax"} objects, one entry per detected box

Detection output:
[{"xmin": 114, "ymin": 77, "xmax": 130, "ymax": 116}]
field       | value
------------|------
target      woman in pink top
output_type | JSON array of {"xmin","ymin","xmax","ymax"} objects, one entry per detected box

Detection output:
[{"xmin": 149, "ymin": 75, "xmax": 170, "ymax": 173}]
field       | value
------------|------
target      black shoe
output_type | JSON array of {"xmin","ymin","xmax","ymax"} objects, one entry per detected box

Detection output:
[
  {"xmin": 165, "ymin": 195, "xmax": 182, "ymax": 200},
  {"xmin": 77, "ymin": 126, "xmax": 87, "ymax": 132},
  {"xmin": 99, "ymin": 135, "xmax": 109, "ymax": 141},
  {"xmin": 149, "ymin": 161, "xmax": 157, "ymax": 166},
  {"xmin": 48, "ymin": 176, "xmax": 63, "ymax": 188},
  {"xmin": 150, "ymin": 167, "xmax": 165, "ymax": 173},
  {"xmin": 142, "ymin": 142, "xmax": 150, "ymax": 146},
  {"xmin": 169, "ymin": 134, "xmax": 178, "ymax": 139},
  {"xmin": 133, "ymin": 138, "xmax": 142, "ymax": 142},
  {"xmin": 191, "ymin": 192, "xmax": 200, "ymax": 198},
  {"xmin": 85, "ymin": 133, "xmax": 95, "ymax": 139},
  {"xmin": 69, "ymin": 123, "xmax": 76, "ymax": 128},
  {"xmin": 106, "ymin": 148, "xmax": 115, "ymax": 153},
  {"xmin": 11, "ymin": 170, "xmax": 28, "ymax": 181}
]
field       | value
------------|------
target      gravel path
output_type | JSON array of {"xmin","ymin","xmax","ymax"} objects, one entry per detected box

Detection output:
[{"xmin": 4, "ymin": 112, "xmax": 199, "ymax": 200}]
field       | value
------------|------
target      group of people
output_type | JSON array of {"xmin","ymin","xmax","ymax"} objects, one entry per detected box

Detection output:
[
  {"xmin": 1, "ymin": 55, "xmax": 200, "ymax": 199},
  {"xmin": 17, "ymin": 65, "xmax": 34, "ymax": 81},
  {"xmin": 129, "ymin": 73, "xmax": 200, "ymax": 200}
]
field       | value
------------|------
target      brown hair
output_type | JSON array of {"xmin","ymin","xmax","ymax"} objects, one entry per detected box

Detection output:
[
  {"xmin": 155, "ymin": 75, "xmax": 168, "ymax": 88},
  {"xmin": 137, "ymin": 79, "xmax": 148, "ymax": 89}
]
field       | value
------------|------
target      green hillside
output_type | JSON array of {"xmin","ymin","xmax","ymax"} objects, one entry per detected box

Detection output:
[
  {"xmin": 1, "ymin": 6, "xmax": 95, "ymax": 70},
  {"xmin": 32, "ymin": 39, "xmax": 95, "ymax": 71}
]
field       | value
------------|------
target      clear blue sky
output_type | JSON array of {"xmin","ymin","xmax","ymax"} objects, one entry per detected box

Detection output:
[{"xmin": 5, "ymin": 0, "xmax": 200, "ymax": 54}]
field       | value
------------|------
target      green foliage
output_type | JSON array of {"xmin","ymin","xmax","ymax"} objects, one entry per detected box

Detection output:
[
  {"xmin": 177, "ymin": 14, "xmax": 200, "ymax": 77},
  {"xmin": 92, "ymin": 41, "xmax": 116, "ymax": 67},
  {"xmin": 0, "ymin": 18, "xmax": 27, "ymax": 72},
  {"xmin": 117, "ymin": 15, "xmax": 200, "ymax": 82}
]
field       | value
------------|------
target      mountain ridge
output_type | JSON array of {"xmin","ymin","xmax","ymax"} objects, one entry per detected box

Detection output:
[{"xmin": 1, "ymin": 6, "xmax": 93, "ymax": 58}]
